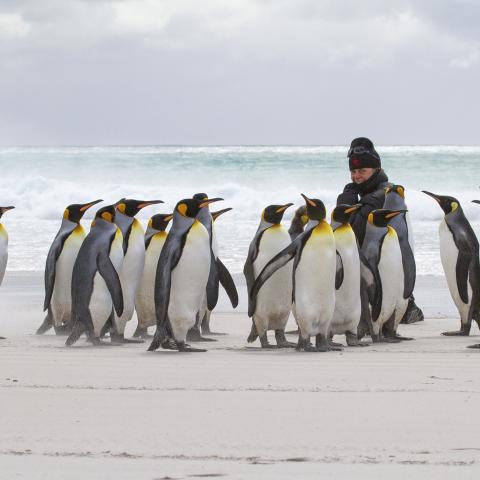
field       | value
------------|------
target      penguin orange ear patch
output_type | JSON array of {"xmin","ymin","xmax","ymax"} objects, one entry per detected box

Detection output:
[
  {"xmin": 101, "ymin": 212, "xmax": 113, "ymax": 222},
  {"xmin": 63, "ymin": 208, "xmax": 70, "ymax": 220},
  {"xmin": 177, "ymin": 203, "xmax": 187, "ymax": 216},
  {"xmin": 368, "ymin": 213, "xmax": 374, "ymax": 224},
  {"xmin": 116, "ymin": 203, "xmax": 126, "ymax": 214}
]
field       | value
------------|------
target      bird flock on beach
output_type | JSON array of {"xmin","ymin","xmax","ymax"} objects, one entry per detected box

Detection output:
[{"xmin": 0, "ymin": 189, "xmax": 480, "ymax": 351}]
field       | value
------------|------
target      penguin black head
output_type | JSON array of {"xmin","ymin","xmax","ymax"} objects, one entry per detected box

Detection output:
[
  {"xmin": 301, "ymin": 194, "xmax": 326, "ymax": 221},
  {"xmin": 149, "ymin": 213, "xmax": 173, "ymax": 232},
  {"xmin": 385, "ymin": 185, "xmax": 405, "ymax": 198},
  {"xmin": 193, "ymin": 193, "xmax": 208, "ymax": 201},
  {"xmin": 332, "ymin": 204, "xmax": 362, "ymax": 224},
  {"xmin": 211, "ymin": 207, "xmax": 233, "ymax": 222},
  {"xmin": 63, "ymin": 199, "xmax": 103, "ymax": 223},
  {"xmin": 262, "ymin": 203, "xmax": 293, "ymax": 224},
  {"xmin": 0, "ymin": 206, "xmax": 15, "ymax": 219},
  {"xmin": 115, "ymin": 198, "xmax": 164, "ymax": 217},
  {"xmin": 368, "ymin": 209, "xmax": 407, "ymax": 227},
  {"xmin": 175, "ymin": 197, "xmax": 223, "ymax": 218},
  {"xmin": 422, "ymin": 191, "xmax": 460, "ymax": 215},
  {"xmin": 94, "ymin": 205, "xmax": 117, "ymax": 224}
]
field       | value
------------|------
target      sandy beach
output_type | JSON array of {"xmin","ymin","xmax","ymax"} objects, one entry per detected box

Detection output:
[{"xmin": 0, "ymin": 272, "xmax": 479, "ymax": 479}]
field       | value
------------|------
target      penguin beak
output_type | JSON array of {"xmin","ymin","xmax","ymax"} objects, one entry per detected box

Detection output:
[
  {"xmin": 137, "ymin": 200, "xmax": 164, "ymax": 209},
  {"xmin": 0, "ymin": 206, "xmax": 15, "ymax": 216},
  {"xmin": 422, "ymin": 191, "xmax": 440, "ymax": 203},
  {"xmin": 211, "ymin": 207, "xmax": 232, "ymax": 221},
  {"xmin": 472, "ymin": 200, "xmax": 480, "ymax": 205},
  {"xmin": 164, "ymin": 214, "xmax": 174, "ymax": 222},
  {"xmin": 385, "ymin": 209, "xmax": 407, "ymax": 219},
  {"xmin": 79, "ymin": 199, "xmax": 103, "ymax": 212},
  {"xmin": 344, "ymin": 204, "xmax": 362, "ymax": 214},
  {"xmin": 276, "ymin": 203, "xmax": 294, "ymax": 214},
  {"xmin": 199, "ymin": 197, "xmax": 223, "ymax": 208},
  {"xmin": 301, "ymin": 194, "xmax": 316, "ymax": 207}
]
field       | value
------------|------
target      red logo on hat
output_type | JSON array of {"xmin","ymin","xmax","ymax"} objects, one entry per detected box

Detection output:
[{"xmin": 352, "ymin": 157, "xmax": 361, "ymax": 167}]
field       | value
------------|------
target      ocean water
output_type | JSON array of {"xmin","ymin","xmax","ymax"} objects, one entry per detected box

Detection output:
[{"xmin": 0, "ymin": 145, "xmax": 479, "ymax": 275}]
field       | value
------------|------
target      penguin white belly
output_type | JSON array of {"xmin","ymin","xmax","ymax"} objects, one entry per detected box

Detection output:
[
  {"xmin": 135, "ymin": 234, "xmax": 166, "ymax": 329},
  {"xmin": 377, "ymin": 231, "xmax": 403, "ymax": 329},
  {"xmin": 439, "ymin": 220, "xmax": 471, "ymax": 322},
  {"xmin": 293, "ymin": 224, "xmax": 336, "ymax": 338},
  {"xmin": 0, "ymin": 226, "xmax": 8, "ymax": 286},
  {"xmin": 51, "ymin": 230, "xmax": 85, "ymax": 326},
  {"xmin": 168, "ymin": 222, "xmax": 210, "ymax": 342},
  {"xmin": 332, "ymin": 231, "xmax": 361, "ymax": 335},
  {"xmin": 253, "ymin": 227, "xmax": 292, "ymax": 334},
  {"xmin": 116, "ymin": 222, "xmax": 145, "ymax": 333},
  {"xmin": 89, "ymin": 273, "xmax": 114, "ymax": 337}
]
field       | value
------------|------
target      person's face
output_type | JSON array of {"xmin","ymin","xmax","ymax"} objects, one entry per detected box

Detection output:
[{"xmin": 351, "ymin": 167, "xmax": 376, "ymax": 184}]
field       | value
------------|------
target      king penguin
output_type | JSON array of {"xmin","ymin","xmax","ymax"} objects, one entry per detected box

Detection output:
[
  {"xmin": 110, "ymin": 198, "xmax": 163, "ymax": 343},
  {"xmin": 148, "ymin": 197, "xmax": 223, "ymax": 352},
  {"xmin": 133, "ymin": 213, "xmax": 173, "ymax": 339},
  {"xmin": 330, "ymin": 204, "xmax": 368, "ymax": 346},
  {"xmin": 288, "ymin": 205, "xmax": 308, "ymax": 240},
  {"xmin": 244, "ymin": 203, "xmax": 294, "ymax": 348},
  {"xmin": 361, "ymin": 209, "xmax": 411, "ymax": 342},
  {"xmin": 250, "ymin": 194, "xmax": 337, "ymax": 352},
  {"xmin": 199, "ymin": 207, "xmax": 237, "ymax": 336},
  {"xmin": 37, "ymin": 199, "xmax": 103, "ymax": 336},
  {"xmin": 383, "ymin": 185, "xmax": 416, "ymax": 303},
  {"xmin": 187, "ymin": 193, "xmax": 238, "ymax": 341},
  {"xmin": 66, "ymin": 205, "xmax": 124, "ymax": 346},
  {"xmin": 0, "ymin": 206, "xmax": 14, "ymax": 340},
  {"xmin": 423, "ymin": 191, "xmax": 480, "ymax": 336}
]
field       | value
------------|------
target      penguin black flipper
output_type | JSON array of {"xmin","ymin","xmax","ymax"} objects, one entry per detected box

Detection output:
[
  {"xmin": 399, "ymin": 231, "xmax": 416, "ymax": 299},
  {"xmin": 97, "ymin": 250, "xmax": 124, "ymax": 317},
  {"xmin": 244, "ymin": 227, "xmax": 269, "ymax": 316},
  {"xmin": 250, "ymin": 234, "xmax": 304, "ymax": 317},
  {"xmin": 335, "ymin": 251, "xmax": 344, "ymax": 290},
  {"xmin": 153, "ymin": 231, "xmax": 186, "ymax": 338},
  {"xmin": 206, "ymin": 250, "xmax": 219, "ymax": 311},
  {"xmin": 456, "ymin": 251, "xmax": 473, "ymax": 304},
  {"xmin": 217, "ymin": 258, "xmax": 238, "ymax": 308},
  {"xmin": 43, "ymin": 229, "xmax": 72, "ymax": 311},
  {"xmin": 359, "ymin": 250, "xmax": 382, "ymax": 323}
]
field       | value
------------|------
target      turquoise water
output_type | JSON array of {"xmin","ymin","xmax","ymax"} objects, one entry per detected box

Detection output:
[{"xmin": 0, "ymin": 146, "xmax": 479, "ymax": 274}]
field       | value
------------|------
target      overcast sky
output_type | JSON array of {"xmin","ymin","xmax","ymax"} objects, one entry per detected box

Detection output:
[{"xmin": 0, "ymin": 0, "xmax": 479, "ymax": 145}]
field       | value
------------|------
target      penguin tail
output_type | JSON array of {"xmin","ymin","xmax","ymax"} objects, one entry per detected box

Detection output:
[
  {"xmin": 36, "ymin": 313, "xmax": 53, "ymax": 335},
  {"xmin": 65, "ymin": 322, "xmax": 85, "ymax": 346},
  {"xmin": 147, "ymin": 329, "xmax": 162, "ymax": 351},
  {"xmin": 247, "ymin": 322, "xmax": 258, "ymax": 343}
]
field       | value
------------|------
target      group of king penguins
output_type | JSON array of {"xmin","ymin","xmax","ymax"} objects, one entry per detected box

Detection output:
[{"xmin": 1, "ymin": 187, "xmax": 480, "ymax": 351}]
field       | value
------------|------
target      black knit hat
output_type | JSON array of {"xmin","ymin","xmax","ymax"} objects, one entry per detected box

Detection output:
[{"xmin": 348, "ymin": 137, "xmax": 381, "ymax": 171}]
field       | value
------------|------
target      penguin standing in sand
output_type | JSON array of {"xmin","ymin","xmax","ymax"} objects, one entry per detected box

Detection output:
[
  {"xmin": 361, "ymin": 209, "xmax": 411, "ymax": 342},
  {"xmin": 250, "ymin": 195, "xmax": 338, "ymax": 352},
  {"xmin": 0, "ymin": 205, "xmax": 14, "ymax": 340},
  {"xmin": 148, "ymin": 197, "xmax": 223, "ymax": 352},
  {"xmin": 330, "ymin": 204, "xmax": 367, "ymax": 346},
  {"xmin": 66, "ymin": 205, "xmax": 124, "ymax": 346},
  {"xmin": 37, "ymin": 199, "xmax": 103, "ymax": 335},
  {"xmin": 423, "ymin": 191, "xmax": 480, "ymax": 336},
  {"xmin": 199, "ymin": 207, "xmax": 237, "ymax": 336},
  {"xmin": 110, "ymin": 198, "xmax": 163, "ymax": 343},
  {"xmin": 133, "ymin": 213, "xmax": 173, "ymax": 339},
  {"xmin": 244, "ymin": 203, "xmax": 294, "ymax": 348},
  {"xmin": 188, "ymin": 193, "xmax": 238, "ymax": 341}
]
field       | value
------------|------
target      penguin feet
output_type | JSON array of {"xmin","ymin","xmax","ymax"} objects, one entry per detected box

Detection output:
[
  {"xmin": 371, "ymin": 334, "xmax": 401, "ymax": 343},
  {"xmin": 187, "ymin": 327, "xmax": 217, "ymax": 343},
  {"xmin": 54, "ymin": 323, "xmax": 74, "ymax": 336},
  {"xmin": 260, "ymin": 333, "xmax": 277, "ymax": 349},
  {"xmin": 0, "ymin": 336, "xmax": 5, "ymax": 340},
  {"xmin": 133, "ymin": 326, "xmax": 153, "ymax": 339},
  {"xmin": 345, "ymin": 332, "xmax": 369, "ymax": 347},
  {"xmin": 275, "ymin": 330, "xmax": 296, "ymax": 348},
  {"xmin": 110, "ymin": 332, "xmax": 144, "ymax": 344},
  {"xmin": 467, "ymin": 344, "xmax": 480, "ymax": 349},
  {"xmin": 400, "ymin": 298, "xmax": 424, "ymax": 324},
  {"xmin": 90, "ymin": 337, "xmax": 123, "ymax": 347},
  {"xmin": 328, "ymin": 340, "xmax": 343, "ymax": 348},
  {"xmin": 442, "ymin": 330, "xmax": 470, "ymax": 336},
  {"xmin": 176, "ymin": 341, "xmax": 207, "ymax": 353},
  {"xmin": 285, "ymin": 329, "xmax": 300, "ymax": 335},
  {"xmin": 201, "ymin": 325, "xmax": 227, "ymax": 336}
]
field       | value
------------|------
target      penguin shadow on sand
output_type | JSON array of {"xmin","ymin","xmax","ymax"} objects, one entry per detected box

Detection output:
[{"xmin": 423, "ymin": 192, "xmax": 480, "ymax": 349}]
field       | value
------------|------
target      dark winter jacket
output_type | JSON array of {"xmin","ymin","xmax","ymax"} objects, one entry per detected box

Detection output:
[{"xmin": 336, "ymin": 169, "xmax": 391, "ymax": 246}]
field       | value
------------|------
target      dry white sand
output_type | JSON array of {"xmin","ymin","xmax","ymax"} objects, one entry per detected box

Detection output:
[{"xmin": 0, "ymin": 273, "xmax": 479, "ymax": 479}]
